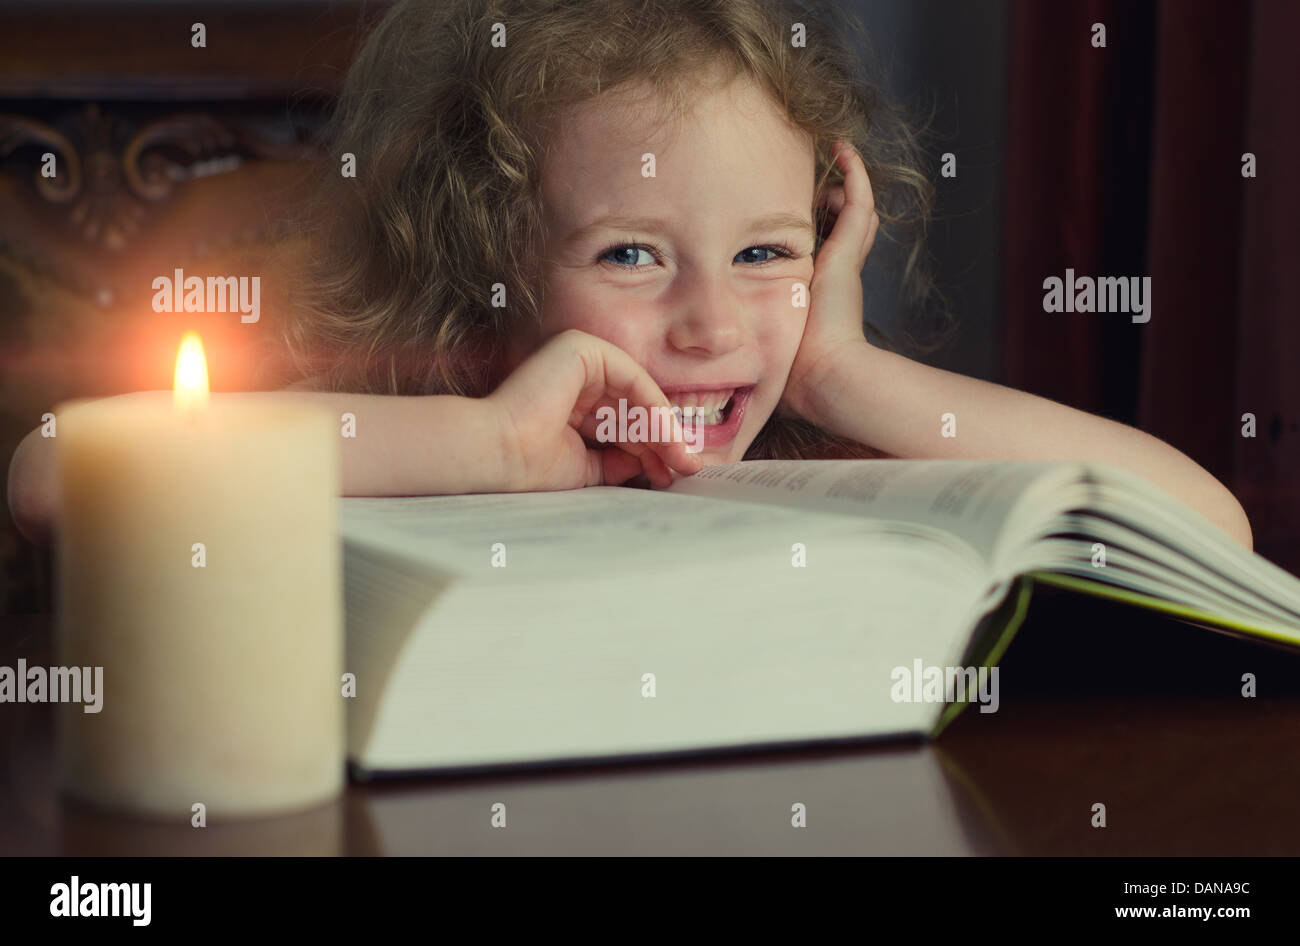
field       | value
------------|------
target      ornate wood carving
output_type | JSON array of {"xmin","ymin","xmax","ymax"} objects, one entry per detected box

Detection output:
[{"xmin": 0, "ymin": 103, "xmax": 317, "ymax": 253}]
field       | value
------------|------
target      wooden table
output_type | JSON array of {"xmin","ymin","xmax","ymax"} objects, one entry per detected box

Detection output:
[{"xmin": 3, "ymin": 582, "xmax": 1299, "ymax": 856}]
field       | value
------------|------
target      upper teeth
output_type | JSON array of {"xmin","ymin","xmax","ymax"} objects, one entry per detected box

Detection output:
[
  {"xmin": 676, "ymin": 405, "xmax": 723, "ymax": 423},
  {"xmin": 668, "ymin": 391, "xmax": 733, "ymax": 425}
]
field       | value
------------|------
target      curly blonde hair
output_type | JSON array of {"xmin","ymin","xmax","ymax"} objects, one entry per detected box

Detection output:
[{"xmin": 279, "ymin": 0, "xmax": 949, "ymax": 460}]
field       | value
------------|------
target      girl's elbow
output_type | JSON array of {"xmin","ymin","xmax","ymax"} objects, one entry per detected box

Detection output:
[
  {"xmin": 7, "ymin": 429, "xmax": 57, "ymax": 548},
  {"xmin": 1203, "ymin": 479, "xmax": 1253, "ymax": 551},
  {"xmin": 1224, "ymin": 496, "xmax": 1254, "ymax": 552}
]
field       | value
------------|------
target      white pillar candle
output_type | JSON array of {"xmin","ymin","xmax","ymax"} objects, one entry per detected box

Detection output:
[{"xmin": 54, "ymin": 334, "xmax": 343, "ymax": 819}]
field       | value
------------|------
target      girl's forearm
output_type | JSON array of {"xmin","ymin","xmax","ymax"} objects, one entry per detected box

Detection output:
[
  {"xmin": 799, "ymin": 344, "xmax": 1254, "ymax": 549},
  {"xmin": 260, "ymin": 390, "xmax": 504, "ymax": 497},
  {"xmin": 6, "ymin": 390, "xmax": 503, "ymax": 547}
]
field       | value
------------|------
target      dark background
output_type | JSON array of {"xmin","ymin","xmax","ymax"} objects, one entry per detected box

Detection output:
[{"xmin": 0, "ymin": 0, "xmax": 1296, "ymax": 614}]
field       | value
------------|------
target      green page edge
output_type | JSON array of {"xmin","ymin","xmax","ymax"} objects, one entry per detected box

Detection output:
[
  {"xmin": 929, "ymin": 575, "xmax": 1034, "ymax": 738},
  {"xmin": 927, "ymin": 568, "xmax": 1300, "ymax": 738},
  {"xmin": 1028, "ymin": 570, "xmax": 1300, "ymax": 646}
]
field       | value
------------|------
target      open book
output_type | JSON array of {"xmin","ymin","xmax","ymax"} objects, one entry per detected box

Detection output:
[{"xmin": 339, "ymin": 459, "xmax": 1300, "ymax": 776}]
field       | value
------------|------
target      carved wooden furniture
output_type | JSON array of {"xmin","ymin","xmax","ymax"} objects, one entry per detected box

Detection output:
[{"xmin": 0, "ymin": 1, "xmax": 389, "ymax": 613}]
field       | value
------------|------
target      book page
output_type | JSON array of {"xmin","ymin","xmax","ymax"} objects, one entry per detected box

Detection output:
[
  {"xmin": 340, "ymin": 485, "xmax": 937, "ymax": 579},
  {"xmin": 357, "ymin": 524, "xmax": 994, "ymax": 772},
  {"xmin": 667, "ymin": 459, "xmax": 1069, "ymax": 564}
]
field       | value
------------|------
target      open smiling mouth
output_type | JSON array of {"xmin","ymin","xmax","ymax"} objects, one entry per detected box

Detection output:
[
  {"xmin": 666, "ymin": 386, "xmax": 741, "ymax": 424},
  {"xmin": 663, "ymin": 385, "xmax": 756, "ymax": 447}
]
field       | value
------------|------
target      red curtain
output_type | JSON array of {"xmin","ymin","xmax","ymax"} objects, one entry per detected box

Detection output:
[{"xmin": 1002, "ymin": 0, "xmax": 1300, "ymax": 562}]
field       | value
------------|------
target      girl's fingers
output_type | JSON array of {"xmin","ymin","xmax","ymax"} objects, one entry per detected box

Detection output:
[
  {"xmin": 835, "ymin": 140, "xmax": 875, "ymax": 218},
  {"xmin": 498, "ymin": 329, "xmax": 705, "ymax": 489},
  {"xmin": 575, "ymin": 404, "xmax": 696, "ymax": 471},
  {"xmin": 820, "ymin": 185, "xmax": 846, "ymax": 223},
  {"xmin": 574, "ymin": 396, "xmax": 619, "ymax": 442},
  {"xmin": 587, "ymin": 445, "xmax": 643, "ymax": 487},
  {"xmin": 586, "ymin": 445, "xmax": 672, "ymax": 488},
  {"xmin": 865, "ymin": 208, "xmax": 880, "ymax": 260},
  {"xmin": 818, "ymin": 141, "xmax": 878, "ymax": 272},
  {"xmin": 589, "ymin": 406, "xmax": 701, "ymax": 476},
  {"xmin": 638, "ymin": 449, "xmax": 673, "ymax": 488},
  {"xmin": 563, "ymin": 332, "xmax": 703, "ymax": 475}
]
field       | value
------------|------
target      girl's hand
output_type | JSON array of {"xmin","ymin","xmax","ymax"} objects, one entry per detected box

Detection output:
[
  {"xmin": 780, "ymin": 140, "xmax": 881, "ymax": 421},
  {"xmin": 487, "ymin": 329, "xmax": 704, "ymax": 491}
]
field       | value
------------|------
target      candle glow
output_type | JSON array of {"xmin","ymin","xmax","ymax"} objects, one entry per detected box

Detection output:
[{"xmin": 173, "ymin": 332, "xmax": 210, "ymax": 411}]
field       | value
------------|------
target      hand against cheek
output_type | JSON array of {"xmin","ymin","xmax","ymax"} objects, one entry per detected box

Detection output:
[
  {"xmin": 487, "ymin": 329, "xmax": 703, "ymax": 491},
  {"xmin": 780, "ymin": 141, "xmax": 881, "ymax": 421}
]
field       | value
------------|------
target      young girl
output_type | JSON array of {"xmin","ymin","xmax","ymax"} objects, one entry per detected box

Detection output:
[{"xmin": 8, "ymin": 0, "xmax": 1253, "ymax": 550}]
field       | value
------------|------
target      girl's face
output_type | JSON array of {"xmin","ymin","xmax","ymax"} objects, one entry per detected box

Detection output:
[{"xmin": 531, "ymin": 70, "xmax": 817, "ymax": 464}]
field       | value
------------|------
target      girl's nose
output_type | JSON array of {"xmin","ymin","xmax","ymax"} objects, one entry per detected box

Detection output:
[{"xmin": 666, "ymin": 274, "xmax": 746, "ymax": 355}]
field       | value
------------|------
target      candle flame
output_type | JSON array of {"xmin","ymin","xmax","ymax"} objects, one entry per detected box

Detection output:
[{"xmin": 173, "ymin": 332, "xmax": 210, "ymax": 410}]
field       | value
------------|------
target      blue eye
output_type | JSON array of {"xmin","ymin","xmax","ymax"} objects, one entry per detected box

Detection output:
[
  {"xmin": 735, "ymin": 246, "xmax": 793, "ymax": 264},
  {"xmin": 596, "ymin": 242, "xmax": 797, "ymax": 269},
  {"xmin": 599, "ymin": 245, "xmax": 656, "ymax": 267}
]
